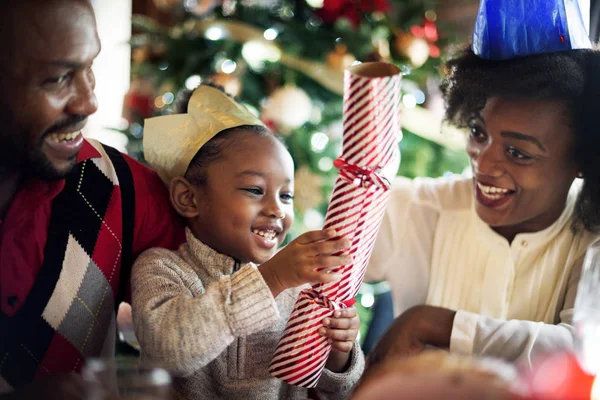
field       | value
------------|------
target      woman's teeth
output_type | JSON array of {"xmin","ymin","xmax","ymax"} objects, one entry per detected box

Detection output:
[
  {"xmin": 48, "ymin": 132, "xmax": 79, "ymax": 143},
  {"xmin": 477, "ymin": 182, "xmax": 511, "ymax": 200},
  {"xmin": 252, "ymin": 229, "xmax": 276, "ymax": 240}
]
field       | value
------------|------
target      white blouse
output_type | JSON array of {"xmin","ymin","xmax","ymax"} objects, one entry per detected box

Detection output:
[{"xmin": 366, "ymin": 176, "xmax": 599, "ymax": 365}]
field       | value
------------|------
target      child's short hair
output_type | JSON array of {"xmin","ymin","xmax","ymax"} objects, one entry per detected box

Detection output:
[{"xmin": 441, "ymin": 45, "xmax": 600, "ymax": 233}]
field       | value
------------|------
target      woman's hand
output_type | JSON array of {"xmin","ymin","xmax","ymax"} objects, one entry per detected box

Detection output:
[{"xmin": 367, "ymin": 305, "xmax": 456, "ymax": 367}]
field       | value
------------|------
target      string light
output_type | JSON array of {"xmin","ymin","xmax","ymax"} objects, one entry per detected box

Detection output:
[
  {"xmin": 205, "ymin": 26, "xmax": 225, "ymax": 41},
  {"xmin": 185, "ymin": 75, "xmax": 202, "ymax": 90},
  {"xmin": 263, "ymin": 28, "xmax": 278, "ymax": 41},
  {"xmin": 402, "ymin": 94, "xmax": 417, "ymax": 108},
  {"xmin": 162, "ymin": 92, "xmax": 175, "ymax": 105},
  {"xmin": 154, "ymin": 96, "xmax": 165, "ymax": 108},
  {"xmin": 220, "ymin": 59, "xmax": 237, "ymax": 74},
  {"xmin": 310, "ymin": 132, "xmax": 329, "ymax": 153},
  {"xmin": 242, "ymin": 41, "xmax": 281, "ymax": 70},
  {"xmin": 414, "ymin": 90, "xmax": 426, "ymax": 105},
  {"xmin": 306, "ymin": 0, "xmax": 324, "ymax": 8},
  {"xmin": 360, "ymin": 292, "xmax": 375, "ymax": 308},
  {"xmin": 318, "ymin": 157, "xmax": 333, "ymax": 172}
]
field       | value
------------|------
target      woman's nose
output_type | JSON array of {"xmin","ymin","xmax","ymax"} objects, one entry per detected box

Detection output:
[{"xmin": 470, "ymin": 144, "xmax": 505, "ymax": 178}]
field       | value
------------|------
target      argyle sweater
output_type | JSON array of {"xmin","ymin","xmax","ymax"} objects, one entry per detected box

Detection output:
[{"xmin": 0, "ymin": 141, "xmax": 134, "ymax": 391}]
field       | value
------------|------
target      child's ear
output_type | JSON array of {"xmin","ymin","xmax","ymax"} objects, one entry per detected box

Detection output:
[{"xmin": 169, "ymin": 177, "xmax": 201, "ymax": 218}]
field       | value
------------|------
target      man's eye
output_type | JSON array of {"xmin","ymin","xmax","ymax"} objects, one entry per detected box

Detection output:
[{"xmin": 43, "ymin": 74, "xmax": 70, "ymax": 87}]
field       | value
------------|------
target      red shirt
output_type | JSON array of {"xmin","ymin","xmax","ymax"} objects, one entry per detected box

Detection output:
[{"xmin": 0, "ymin": 140, "xmax": 185, "ymax": 316}]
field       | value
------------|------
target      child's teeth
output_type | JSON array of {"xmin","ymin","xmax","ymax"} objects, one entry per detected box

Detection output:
[{"xmin": 252, "ymin": 229, "xmax": 276, "ymax": 240}]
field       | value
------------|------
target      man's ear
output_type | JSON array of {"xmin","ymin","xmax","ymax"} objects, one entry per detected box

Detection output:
[{"xmin": 169, "ymin": 177, "xmax": 201, "ymax": 218}]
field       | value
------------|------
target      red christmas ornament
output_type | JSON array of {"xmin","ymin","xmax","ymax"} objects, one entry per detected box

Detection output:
[
  {"xmin": 409, "ymin": 18, "xmax": 441, "ymax": 58},
  {"xmin": 317, "ymin": 0, "xmax": 390, "ymax": 27},
  {"xmin": 123, "ymin": 91, "xmax": 155, "ymax": 122}
]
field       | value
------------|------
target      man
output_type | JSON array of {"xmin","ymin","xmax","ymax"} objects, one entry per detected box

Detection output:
[{"xmin": 0, "ymin": 0, "xmax": 185, "ymax": 397}]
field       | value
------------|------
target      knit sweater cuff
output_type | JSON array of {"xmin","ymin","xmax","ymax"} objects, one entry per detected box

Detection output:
[
  {"xmin": 318, "ymin": 341, "xmax": 365, "ymax": 393},
  {"xmin": 224, "ymin": 264, "xmax": 280, "ymax": 337}
]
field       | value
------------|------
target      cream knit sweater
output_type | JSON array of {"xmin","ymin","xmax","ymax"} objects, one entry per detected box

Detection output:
[{"xmin": 132, "ymin": 228, "xmax": 364, "ymax": 399}]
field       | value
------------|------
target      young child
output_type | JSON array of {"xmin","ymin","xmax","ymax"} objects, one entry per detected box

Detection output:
[{"xmin": 132, "ymin": 85, "xmax": 365, "ymax": 399}]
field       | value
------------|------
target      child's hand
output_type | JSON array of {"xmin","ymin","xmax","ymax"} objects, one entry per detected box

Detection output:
[
  {"xmin": 258, "ymin": 228, "xmax": 351, "ymax": 297},
  {"xmin": 321, "ymin": 308, "xmax": 360, "ymax": 372}
]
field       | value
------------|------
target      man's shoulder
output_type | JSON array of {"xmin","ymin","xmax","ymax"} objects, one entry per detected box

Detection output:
[{"xmin": 85, "ymin": 138, "xmax": 166, "ymax": 191}]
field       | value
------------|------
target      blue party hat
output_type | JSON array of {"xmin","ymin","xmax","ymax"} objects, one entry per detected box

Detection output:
[{"xmin": 472, "ymin": 0, "xmax": 592, "ymax": 60}]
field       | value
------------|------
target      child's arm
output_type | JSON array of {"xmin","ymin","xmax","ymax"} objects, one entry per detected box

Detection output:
[{"xmin": 131, "ymin": 248, "xmax": 279, "ymax": 376}]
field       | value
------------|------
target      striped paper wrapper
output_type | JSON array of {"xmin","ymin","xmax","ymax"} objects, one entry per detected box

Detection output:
[{"xmin": 269, "ymin": 62, "xmax": 402, "ymax": 388}]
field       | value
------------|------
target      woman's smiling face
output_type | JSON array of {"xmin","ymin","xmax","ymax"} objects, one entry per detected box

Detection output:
[{"xmin": 467, "ymin": 97, "xmax": 579, "ymax": 239}]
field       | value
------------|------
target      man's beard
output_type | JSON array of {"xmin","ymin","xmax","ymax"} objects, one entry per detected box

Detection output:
[
  {"xmin": 27, "ymin": 146, "xmax": 78, "ymax": 181},
  {"xmin": 0, "ymin": 114, "xmax": 85, "ymax": 181}
]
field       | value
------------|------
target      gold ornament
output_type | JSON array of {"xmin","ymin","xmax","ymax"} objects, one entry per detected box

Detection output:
[
  {"xmin": 293, "ymin": 166, "xmax": 324, "ymax": 214},
  {"xmin": 261, "ymin": 86, "xmax": 312, "ymax": 134},
  {"xmin": 209, "ymin": 73, "xmax": 242, "ymax": 98},
  {"xmin": 393, "ymin": 31, "xmax": 429, "ymax": 68},
  {"xmin": 326, "ymin": 44, "xmax": 356, "ymax": 72}
]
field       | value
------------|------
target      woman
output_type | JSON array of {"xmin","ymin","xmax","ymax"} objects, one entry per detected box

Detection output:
[{"xmin": 365, "ymin": 43, "xmax": 600, "ymax": 366}]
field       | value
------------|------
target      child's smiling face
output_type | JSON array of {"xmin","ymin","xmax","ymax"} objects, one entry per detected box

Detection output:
[{"xmin": 187, "ymin": 131, "xmax": 295, "ymax": 264}]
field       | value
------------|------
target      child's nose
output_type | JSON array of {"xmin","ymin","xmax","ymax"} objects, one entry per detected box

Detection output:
[{"xmin": 264, "ymin": 204, "xmax": 285, "ymax": 219}]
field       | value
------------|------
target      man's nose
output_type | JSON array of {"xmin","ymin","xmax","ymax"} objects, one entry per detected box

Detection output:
[{"xmin": 66, "ymin": 69, "xmax": 98, "ymax": 117}]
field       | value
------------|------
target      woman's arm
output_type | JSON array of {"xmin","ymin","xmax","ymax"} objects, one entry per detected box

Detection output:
[
  {"xmin": 367, "ymin": 261, "xmax": 583, "ymax": 368},
  {"xmin": 451, "ymin": 260, "xmax": 583, "ymax": 366}
]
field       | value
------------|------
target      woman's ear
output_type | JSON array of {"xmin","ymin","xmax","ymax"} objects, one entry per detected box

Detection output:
[{"xmin": 169, "ymin": 177, "xmax": 201, "ymax": 218}]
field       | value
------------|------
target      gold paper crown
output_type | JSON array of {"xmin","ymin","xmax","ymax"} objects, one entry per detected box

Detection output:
[{"xmin": 144, "ymin": 85, "xmax": 265, "ymax": 184}]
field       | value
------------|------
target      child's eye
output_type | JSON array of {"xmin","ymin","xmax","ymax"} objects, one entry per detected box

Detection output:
[
  {"xmin": 281, "ymin": 193, "xmax": 294, "ymax": 202},
  {"xmin": 243, "ymin": 188, "xmax": 263, "ymax": 196},
  {"xmin": 507, "ymin": 146, "xmax": 533, "ymax": 161}
]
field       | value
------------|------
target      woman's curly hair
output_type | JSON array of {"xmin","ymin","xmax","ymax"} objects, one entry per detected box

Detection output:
[{"xmin": 440, "ymin": 45, "xmax": 600, "ymax": 233}]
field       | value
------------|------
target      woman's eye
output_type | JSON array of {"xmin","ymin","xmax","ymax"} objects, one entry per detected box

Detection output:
[
  {"xmin": 507, "ymin": 146, "xmax": 532, "ymax": 161},
  {"xmin": 469, "ymin": 125, "xmax": 487, "ymax": 142}
]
